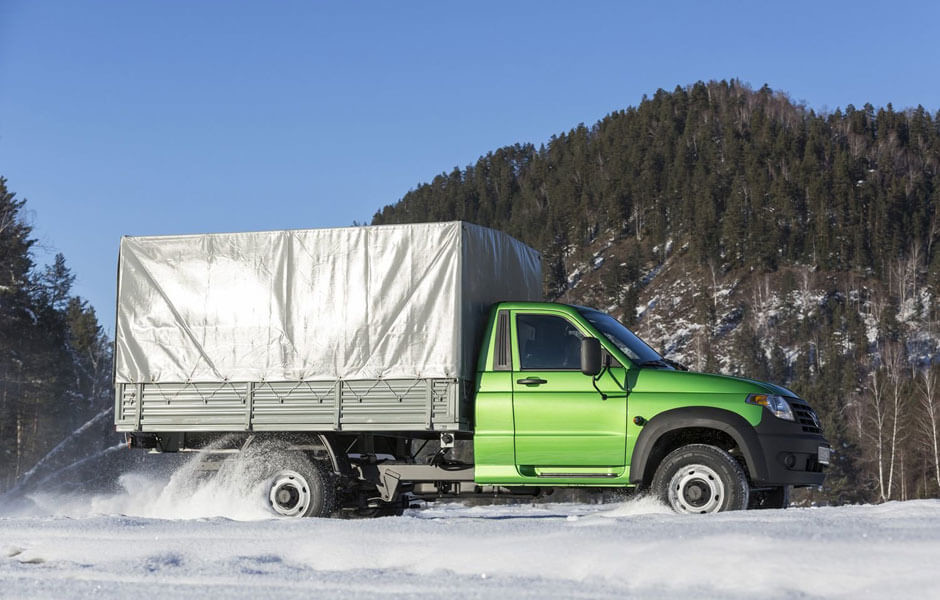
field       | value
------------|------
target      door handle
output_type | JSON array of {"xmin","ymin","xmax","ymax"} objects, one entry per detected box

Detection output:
[{"xmin": 517, "ymin": 378, "xmax": 547, "ymax": 385}]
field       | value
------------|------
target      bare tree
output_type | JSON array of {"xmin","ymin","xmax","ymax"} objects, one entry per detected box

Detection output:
[
  {"xmin": 918, "ymin": 366, "xmax": 940, "ymax": 493},
  {"xmin": 907, "ymin": 240, "xmax": 923, "ymax": 312},
  {"xmin": 888, "ymin": 246, "xmax": 923, "ymax": 314},
  {"xmin": 632, "ymin": 202, "xmax": 643, "ymax": 241},
  {"xmin": 691, "ymin": 327, "xmax": 708, "ymax": 372},
  {"xmin": 707, "ymin": 259, "xmax": 721, "ymax": 320},
  {"xmin": 846, "ymin": 390, "xmax": 866, "ymax": 443},
  {"xmin": 926, "ymin": 211, "xmax": 939, "ymax": 264},
  {"xmin": 798, "ymin": 269, "xmax": 815, "ymax": 318},
  {"xmin": 862, "ymin": 366, "xmax": 890, "ymax": 501},
  {"xmin": 882, "ymin": 342, "xmax": 908, "ymax": 499},
  {"xmin": 749, "ymin": 274, "xmax": 773, "ymax": 335},
  {"xmin": 888, "ymin": 256, "xmax": 908, "ymax": 309}
]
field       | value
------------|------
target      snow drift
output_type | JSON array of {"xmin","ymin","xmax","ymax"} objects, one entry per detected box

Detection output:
[{"xmin": 2, "ymin": 458, "xmax": 938, "ymax": 600}]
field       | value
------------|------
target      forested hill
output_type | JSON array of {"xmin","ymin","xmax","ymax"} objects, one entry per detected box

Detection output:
[
  {"xmin": 374, "ymin": 79, "xmax": 940, "ymax": 503},
  {"xmin": 374, "ymin": 80, "xmax": 939, "ymax": 291}
]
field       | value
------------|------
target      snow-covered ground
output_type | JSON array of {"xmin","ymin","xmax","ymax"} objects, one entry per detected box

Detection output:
[{"xmin": 2, "ymin": 464, "xmax": 939, "ymax": 599}]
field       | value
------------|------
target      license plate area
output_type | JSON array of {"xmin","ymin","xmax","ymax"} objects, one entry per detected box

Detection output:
[{"xmin": 817, "ymin": 446, "xmax": 831, "ymax": 465}]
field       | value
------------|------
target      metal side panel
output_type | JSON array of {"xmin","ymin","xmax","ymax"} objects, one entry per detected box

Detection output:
[
  {"xmin": 118, "ymin": 378, "xmax": 470, "ymax": 433},
  {"xmin": 339, "ymin": 379, "xmax": 459, "ymax": 429},
  {"xmin": 251, "ymin": 380, "xmax": 337, "ymax": 427},
  {"xmin": 138, "ymin": 382, "xmax": 248, "ymax": 431},
  {"xmin": 114, "ymin": 384, "xmax": 139, "ymax": 432}
]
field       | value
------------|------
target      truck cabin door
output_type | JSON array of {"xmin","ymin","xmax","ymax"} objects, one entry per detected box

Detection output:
[{"xmin": 510, "ymin": 311, "xmax": 627, "ymax": 476}]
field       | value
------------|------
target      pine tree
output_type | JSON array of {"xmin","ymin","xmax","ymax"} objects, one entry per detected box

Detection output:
[{"xmin": 0, "ymin": 179, "xmax": 114, "ymax": 491}]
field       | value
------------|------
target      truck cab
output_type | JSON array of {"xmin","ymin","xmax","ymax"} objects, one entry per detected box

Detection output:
[{"xmin": 472, "ymin": 302, "xmax": 829, "ymax": 512}]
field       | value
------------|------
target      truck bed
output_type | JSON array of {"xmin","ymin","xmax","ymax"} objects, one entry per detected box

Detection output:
[{"xmin": 113, "ymin": 221, "xmax": 539, "ymax": 435}]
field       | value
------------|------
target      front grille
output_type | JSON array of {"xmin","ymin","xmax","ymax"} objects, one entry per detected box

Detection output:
[{"xmin": 789, "ymin": 399, "xmax": 822, "ymax": 434}]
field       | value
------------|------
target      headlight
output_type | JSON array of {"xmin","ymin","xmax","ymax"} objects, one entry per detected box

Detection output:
[{"xmin": 746, "ymin": 393, "xmax": 795, "ymax": 421}]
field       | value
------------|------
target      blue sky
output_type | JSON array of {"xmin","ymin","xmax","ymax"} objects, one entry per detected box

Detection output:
[{"xmin": 1, "ymin": 1, "xmax": 938, "ymax": 331}]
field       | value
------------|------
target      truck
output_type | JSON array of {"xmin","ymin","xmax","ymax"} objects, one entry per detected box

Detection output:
[{"xmin": 115, "ymin": 221, "xmax": 830, "ymax": 517}]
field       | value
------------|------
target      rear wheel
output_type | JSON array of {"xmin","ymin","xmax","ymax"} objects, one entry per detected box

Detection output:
[
  {"xmin": 264, "ymin": 453, "xmax": 337, "ymax": 518},
  {"xmin": 651, "ymin": 444, "xmax": 749, "ymax": 514}
]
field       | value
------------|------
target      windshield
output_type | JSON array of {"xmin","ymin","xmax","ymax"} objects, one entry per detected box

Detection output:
[{"xmin": 577, "ymin": 308, "xmax": 664, "ymax": 364}]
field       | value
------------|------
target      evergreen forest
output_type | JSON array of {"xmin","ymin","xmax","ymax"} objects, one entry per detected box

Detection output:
[{"xmin": 0, "ymin": 178, "xmax": 113, "ymax": 493}]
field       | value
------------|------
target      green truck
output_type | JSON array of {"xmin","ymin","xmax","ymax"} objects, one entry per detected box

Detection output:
[{"xmin": 116, "ymin": 222, "xmax": 829, "ymax": 516}]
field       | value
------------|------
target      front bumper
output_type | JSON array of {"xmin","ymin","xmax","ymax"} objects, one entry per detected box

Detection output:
[{"xmin": 752, "ymin": 415, "xmax": 830, "ymax": 487}]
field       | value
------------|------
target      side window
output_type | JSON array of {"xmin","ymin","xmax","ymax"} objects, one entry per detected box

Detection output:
[{"xmin": 516, "ymin": 313, "xmax": 584, "ymax": 370}]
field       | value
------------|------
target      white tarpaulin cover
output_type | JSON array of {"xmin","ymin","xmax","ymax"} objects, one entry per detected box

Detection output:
[{"xmin": 115, "ymin": 222, "xmax": 542, "ymax": 384}]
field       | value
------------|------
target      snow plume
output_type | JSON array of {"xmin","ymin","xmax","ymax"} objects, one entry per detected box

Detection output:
[
  {"xmin": 584, "ymin": 494, "xmax": 674, "ymax": 517},
  {"xmin": 5, "ymin": 407, "xmax": 116, "ymax": 497},
  {"xmin": 4, "ymin": 440, "xmax": 311, "ymax": 521}
]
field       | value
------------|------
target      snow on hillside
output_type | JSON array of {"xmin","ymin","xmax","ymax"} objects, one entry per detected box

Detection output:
[
  {"xmin": 558, "ymin": 229, "xmax": 939, "ymax": 378},
  {"xmin": 2, "ymin": 470, "xmax": 939, "ymax": 599}
]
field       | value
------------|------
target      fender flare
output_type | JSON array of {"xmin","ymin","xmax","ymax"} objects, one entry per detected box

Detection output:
[
  {"xmin": 310, "ymin": 433, "xmax": 351, "ymax": 476},
  {"xmin": 242, "ymin": 433, "xmax": 353, "ymax": 477},
  {"xmin": 628, "ymin": 406, "xmax": 768, "ymax": 484}
]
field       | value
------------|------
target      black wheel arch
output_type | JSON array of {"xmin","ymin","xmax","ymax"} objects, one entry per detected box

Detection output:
[
  {"xmin": 314, "ymin": 433, "xmax": 354, "ymax": 477},
  {"xmin": 244, "ymin": 432, "xmax": 354, "ymax": 478},
  {"xmin": 629, "ymin": 406, "xmax": 768, "ymax": 485}
]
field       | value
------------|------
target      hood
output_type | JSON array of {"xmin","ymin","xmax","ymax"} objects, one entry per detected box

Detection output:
[{"xmin": 632, "ymin": 368, "xmax": 800, "ymax": 398}]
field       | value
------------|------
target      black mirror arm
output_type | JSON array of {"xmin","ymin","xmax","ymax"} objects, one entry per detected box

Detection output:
[{"xmin": 592, "ymin": 364, "xmax": 609, "ymax": 400}]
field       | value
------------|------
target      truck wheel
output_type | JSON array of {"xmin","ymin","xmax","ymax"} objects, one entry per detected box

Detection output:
[
  {"xmin": 651, "ymin": 444, "xmax": 749, "ymax": 513},
  {"xmin": 265, "ymin": 454, "xmax": 337, "ymax": 518},
  {"xmin": 748, "ymin": 485, "xmax": 790, "ymax": 509}
]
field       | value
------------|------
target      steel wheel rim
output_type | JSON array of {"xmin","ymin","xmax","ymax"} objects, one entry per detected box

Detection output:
[
  {"xmin": 667, "ymin": 463, "xmax": 724, "ymax": 513},
  {"xmin": 268, "ymin": 470, "xmax": 311, "ymax": 517}
]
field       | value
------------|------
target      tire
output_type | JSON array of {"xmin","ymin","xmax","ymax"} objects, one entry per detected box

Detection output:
[
  {"xmin": 651, "ymin": 444, "xmax": 749, "ymax": 514},
  {"xmin": 264, "ymin": 453, "xmax": 337, "ymax": 518},
  {"xmin": 748, "ymin": 485, "xmax": 790, "ymax": 510}
]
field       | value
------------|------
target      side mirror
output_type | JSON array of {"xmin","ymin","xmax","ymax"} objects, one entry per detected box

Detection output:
[{"xmin": 580, "ymin": 337, "xmax": 602, "ymax": 376}]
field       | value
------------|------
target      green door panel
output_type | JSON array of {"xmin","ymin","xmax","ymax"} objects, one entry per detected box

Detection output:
[
  {"xmin": 512, "ymin": 368, "xmax": 628, "ymax": 469},
  {"xmin": 510, "ymin": 309, "xmax": 628, "ymax": 472}
]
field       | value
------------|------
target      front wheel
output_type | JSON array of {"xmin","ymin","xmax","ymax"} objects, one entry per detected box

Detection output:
[
  {"xmin": 748, "ymin": 485, "xmax": 790, "ymax": 509},
  {"xmin": 651, "ymin": 444, "xmax": 749, "ymax": 514}
]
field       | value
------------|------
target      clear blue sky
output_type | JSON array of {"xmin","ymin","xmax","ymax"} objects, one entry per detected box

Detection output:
[{"xmin": 1, "ymin": 0, "xmax": 938, "ymax": 332}]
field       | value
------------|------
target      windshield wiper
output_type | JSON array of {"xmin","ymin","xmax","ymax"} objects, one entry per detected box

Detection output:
[
  {"xmin": 663, "ymin": 358, "xmax": 689, "ymax": 371},
  {"xmin": 639, "ymin": 359, "xmax": 670, "ymax": 369}
]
